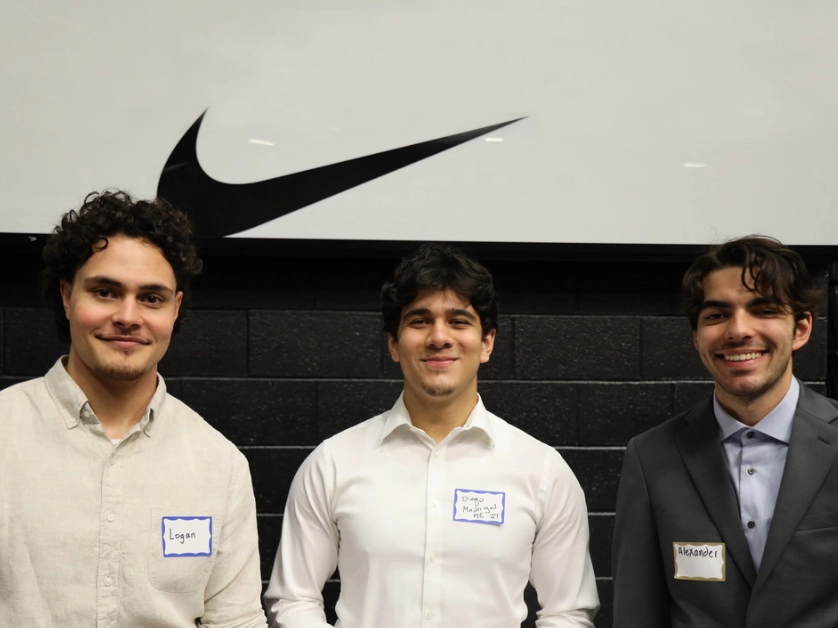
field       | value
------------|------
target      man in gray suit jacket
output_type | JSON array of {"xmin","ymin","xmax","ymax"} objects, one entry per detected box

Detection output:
[{"xmin": 612, "ymin": 236, "xmax": 838, "ymax": 628}]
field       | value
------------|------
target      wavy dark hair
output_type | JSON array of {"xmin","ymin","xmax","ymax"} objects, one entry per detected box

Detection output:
[
  {"xmin": 381, "ymin": 243, "xmax": 498, "ymax": 338},
  {"xmin": 683, "ymin": 235, "xmax": 821, "ymax": 330},
  {"xmin": 41, "ymin": 190, "xmax": 203, "ymax": 342}
]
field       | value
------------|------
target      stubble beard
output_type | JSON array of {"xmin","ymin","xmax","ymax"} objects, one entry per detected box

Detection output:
[
  {"xmin": 93, "ymin": 359, "xmax": 149, "ymax": 382},
  {"xmin": 422, "ymin": 383, "xmax": 456, "ymax": 397}
]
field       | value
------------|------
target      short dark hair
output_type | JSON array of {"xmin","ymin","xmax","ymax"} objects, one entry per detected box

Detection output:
[
  {"xmin": 682, "ymin": 235, "xmax": 821, "ymax": 330},
  {"xmin": 41, "ymin": 190, "xmax": 203, "ymax": 342},
  {"xmin": 381, "ymin": 243, "xmax": 498, "ymax": 338}
]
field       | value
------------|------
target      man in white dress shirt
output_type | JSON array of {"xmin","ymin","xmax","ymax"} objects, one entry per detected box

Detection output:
[{"xmin": 265, "ymin": 243, "xmax": 599, "ymax": 627}]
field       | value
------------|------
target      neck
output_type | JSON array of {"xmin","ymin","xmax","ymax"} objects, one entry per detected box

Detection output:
[
  {"xmin": 64, "ymin": 357, "xmax": 157, "ymax": 439},
  {"xmin": 716, "ymin": 371, "xmax": 794, "ymax": 427},
  {"xmin": 402, "ymin": 387, "xmax": 479, "ymax": 443}
]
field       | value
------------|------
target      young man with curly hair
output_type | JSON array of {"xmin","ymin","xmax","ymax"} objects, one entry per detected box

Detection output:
[
  {"xmin": 0, "ymin": 191, "xmax": 267, "ymax": 627},
  {"xmin": 264, "ymin": 243, "xmax": 599, "ymax": 628},
  {"xmin": 613, "ymin": 236, "xmax": 838, "ymax": 628}
]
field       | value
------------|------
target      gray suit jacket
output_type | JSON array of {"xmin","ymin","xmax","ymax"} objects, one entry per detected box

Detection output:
[{"xmin": 612, "ymin": 383, "xmax": 838, "ymax": 628}]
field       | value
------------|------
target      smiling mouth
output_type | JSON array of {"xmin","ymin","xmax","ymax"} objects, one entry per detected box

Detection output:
[
  {"xmin": 721, "ymin": 351, "xmax": 764, "ymax": 362},
  {"xmin": 99, "ymin": 335, "xmax": 151, "ymax": 346}
]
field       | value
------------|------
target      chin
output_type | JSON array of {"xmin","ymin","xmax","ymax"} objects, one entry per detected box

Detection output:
[{"xmin": 94, "ymin": 363, "xmax": 149, "ymax": 382}]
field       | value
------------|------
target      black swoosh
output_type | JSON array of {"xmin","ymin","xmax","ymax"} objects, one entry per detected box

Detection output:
[{"xmin": 157, "ymin": 112, "xmax": 524, "ymax": 237}]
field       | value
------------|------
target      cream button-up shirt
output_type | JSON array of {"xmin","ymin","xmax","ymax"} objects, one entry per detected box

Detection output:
[
  {"xmin": 0, "ymin": 359, "xmax": 267, "ymax": 628},
  {"xmin": 265, "ymin": 394, "xmax": 599, "ymax": 627}
]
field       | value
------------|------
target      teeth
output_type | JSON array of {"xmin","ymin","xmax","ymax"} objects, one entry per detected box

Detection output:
[{"xmin": 724, "ymin": 353, "xmax": 762, "ymax": 362}]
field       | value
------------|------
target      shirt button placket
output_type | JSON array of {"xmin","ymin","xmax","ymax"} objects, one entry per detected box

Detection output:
[{"xmin": 422, "ymin": 446, "xmax": 444, "ymax": 626}]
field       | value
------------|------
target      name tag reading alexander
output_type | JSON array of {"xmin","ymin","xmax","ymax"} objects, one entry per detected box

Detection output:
[
  {"xmin": 672, "ymin": 542, "xmax": 725, "ymax": 581},
  {"xmin": 161, "ymin": 516, "xmax": 213, "ymax": 557},
  {"xmin": 452, "ymin": 488, "xmax": 505, "ymax": 525}
]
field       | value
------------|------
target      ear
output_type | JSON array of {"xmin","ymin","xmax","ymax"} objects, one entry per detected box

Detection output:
[
  {"xmin": 59, "ymin": 280, "xmax": 72, "ymax": 318},
  {"xmin": 174, "ymin": 291, "xmax": 183, "ymax": 320},
  {"xmin": 480, "ymin": 329, "xmax": 496, "ymax": 364},
  {"xmin": 792, "ymin": 312, "xmax": 813, "ymax": 351},
  {"xmin": 387, "ymin": 333, "xmax": 400, "ymax": 363}
]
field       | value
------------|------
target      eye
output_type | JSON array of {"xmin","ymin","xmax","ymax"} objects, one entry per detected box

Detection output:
[
  {"xmin": 142, "ymin": 294, "xmax": 165, "ymax": 306},
  {"xmin": 93, "ymin": 288, "xmax": 113, "ymax": 298},
  {"xmin": 407, "ymin": 318, "xmax": 429, "ymax": 327}
]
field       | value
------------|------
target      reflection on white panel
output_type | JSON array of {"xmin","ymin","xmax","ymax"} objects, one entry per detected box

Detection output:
[{"xmin": 1, "ymin": 0, "xmax": 837, "ymax": 244}]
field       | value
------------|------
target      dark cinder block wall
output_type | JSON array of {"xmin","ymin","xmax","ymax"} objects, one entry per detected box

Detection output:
[{"xmin": 0, "ymin": 243, "xmax": 829, "ymax": 628}]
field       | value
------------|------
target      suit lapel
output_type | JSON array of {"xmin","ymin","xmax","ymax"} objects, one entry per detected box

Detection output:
[
  {"xmin": 675, "ymin": 400, "xmax": 758, "ymax": 586},
  {"xmin": 755, "ymin": 385, "xmax": 838, "ymax": 586}
]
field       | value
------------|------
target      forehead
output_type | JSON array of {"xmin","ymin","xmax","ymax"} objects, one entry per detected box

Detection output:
[
  {"xmin": 701, "ymin": 266, "xmax": 771, "ymax": 301},
  {"xmin": 76, "ymin": 235, "xmax": 175, "ymax": 285},
  {"xmin": 400, "ymin": 289, "xmax": 474, "ymax": 315}
]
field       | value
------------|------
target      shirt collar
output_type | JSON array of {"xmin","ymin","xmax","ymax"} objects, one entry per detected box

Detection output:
[
  {"xmin": 715, "ymin": 377, "xmax": 799, "ymax": 444},
  {"xmin": 44, "ymin": 357, "xmax": 168, "ymax": 436},
  {"xmin": 379, "ymin": 392, "xmax": 496, "ymax": 447}
]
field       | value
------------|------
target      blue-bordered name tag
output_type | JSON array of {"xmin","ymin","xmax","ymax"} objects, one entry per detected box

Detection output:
[
  {"xmin": 161, "ymin": 516, "xmax": 213, "ymax": 557},
  {"xmin": 452, "ymin": 488, "xmax": 505, "ymax": 525}
]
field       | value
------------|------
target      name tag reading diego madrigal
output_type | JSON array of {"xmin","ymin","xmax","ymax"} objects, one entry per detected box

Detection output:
[
  {"xmin": 672, "ymin": 542, "xmax": 725, "ymax": 581},
  {"xmin": 452, "ymin": 488, "xmax": 505, "ymax": 525},
  {"xmin": 161, "ymin": 516, "xmax": 213, "ymax": 557}
]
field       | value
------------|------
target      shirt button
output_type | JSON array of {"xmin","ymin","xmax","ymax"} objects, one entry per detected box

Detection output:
[
  {"xmin": 747, "ymin": 520, "xmax": 756, "ymax": 529},
  {"xmin": 426, "ymin": 611, "xmax": 434, "ymax": 619},
  {"xmin": 434, "ymin": 452, "xmax": 440, "ymax": 459},
  {"xmin": 747, "ymin": 468, "xmax": 756, "ymax": 475},
  {"xmin": 105, "ymin": 577, "xmax": 112, "ymax": 586},
  {"xmin": 746, "ymin": 431, "xmax": 755, "ymax": 439},
  {"xmin": 431, "ymin": 501, "xmax": 438, "ymax": 509},
  {"xmin": 429, "ymin": 555, "xmax": 436, "ymax": 563},
  {"xmin": 107, "ymin": 513, "xmax": 115, "ymax": 522}
]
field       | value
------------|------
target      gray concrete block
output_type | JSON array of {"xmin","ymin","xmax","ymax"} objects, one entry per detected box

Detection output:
[
  {"xmin": 181, "ymin": 379, "xmax": 317, "ymax": 445},
  {"xmin": 578, "ymin": 383, "xmax": 672, "ymax": 446},
  {"xmin": 4, "ymin": 308, "xmax": 67, "ymax": 376},
  {"xmin": 250, "ymin": 311, "xmax": 381, "ymax": 378},
  {"xmin": 317, "ymin": 380, "xmax": 403, "ymax": 439},
  {"xmin": 160, "ymin": 310, "xmax": 248, "ymax": 377},
  {"xmin": 479, "ymin": 381, "xmax": 577, "ymax": 445},
  {"xmin": 515, "ymin": 316, "xmax": 641, "ymax": 380},
  {"xmin": 641, "ymin": 317, "xmax": 706, "ymax": 379},
  {"xmin": 560, "ymin": 449, "xmax": 623, "ymax": 513}
]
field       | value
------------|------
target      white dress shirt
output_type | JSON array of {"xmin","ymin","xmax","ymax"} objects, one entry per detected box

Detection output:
[
  {"xmin": 264, "ymin": 394, "xmax": 599, "ymax": 628},
  {"xmin": 715, "ymin": 378, "xmax": 799, "ymax": 571}
]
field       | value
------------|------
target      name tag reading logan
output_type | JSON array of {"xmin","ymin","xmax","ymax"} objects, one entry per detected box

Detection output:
[{"xmin": 161, "ymin": 516, "xmax": 213, "ymax": 557}]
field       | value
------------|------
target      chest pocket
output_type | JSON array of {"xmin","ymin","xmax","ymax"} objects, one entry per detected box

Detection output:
[{"xmin": 148, "ymin": 509, "xmax": 218, "ymax": 592}]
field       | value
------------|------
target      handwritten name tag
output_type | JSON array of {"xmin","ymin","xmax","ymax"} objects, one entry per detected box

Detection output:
[
  {"xmin": 672, "ymin": 542, "xmax": 725, "ymax": 581},
  {"xmin": 161, "ymin": 516, "xmax": 213, "ymax": 557},
  {"xmin": 452, "ymin": 488, "xmax": 505, "ymax": 525}
]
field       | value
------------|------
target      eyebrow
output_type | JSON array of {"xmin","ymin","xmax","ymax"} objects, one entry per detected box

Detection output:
[
  {"xmin": 699, "ymin": 295, "xmax": 784, "ymax": 311},
  {"xmin": 82, "ymin": 276, "xmax": 176, "ymax": 295},
  {"xmin": 401, "ymin": 307, "xmax": 477, "ymax": 321}
]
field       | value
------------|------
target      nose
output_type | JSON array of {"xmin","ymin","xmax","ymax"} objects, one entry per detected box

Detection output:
[
  {"xmin": 426, "ymin": 320, "xmax": 453, "ymax": 348},
  {"xmin": 723, "ymin": 310, "xmax": 754, "ymax": 341},
  {"xmin": 112, "ymin": 297, "xmax": 142, "ymax": 328}
]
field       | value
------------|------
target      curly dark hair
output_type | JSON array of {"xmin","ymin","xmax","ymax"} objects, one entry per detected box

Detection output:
[
  {"xmin": 682, "ymin": 235, "xmax": 821, "ymax": 330},
  {"xmin": 41, "ymin": 190, "xmax": 203, "ymax": 342},
  {"xmin": 381, "ymin": 243, "xmax": 498, "ymax": 338}
]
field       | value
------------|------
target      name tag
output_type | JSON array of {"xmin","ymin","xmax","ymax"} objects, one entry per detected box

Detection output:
[
  {"xmin": 672, "ymin": 542, "xmax": 725, "ymax": 581},
  {"xmin": 161, "ymin": 516, "xmax": 213, "ymax": 557},
  {"xmin": 452, "ymin": 488, "xmax": 505, "ymax": 525}
]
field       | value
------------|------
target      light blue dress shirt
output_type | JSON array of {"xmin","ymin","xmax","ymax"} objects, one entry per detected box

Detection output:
[{"xmin": 714, "ymin": 378, "xmax": 799, "ymax": 572}]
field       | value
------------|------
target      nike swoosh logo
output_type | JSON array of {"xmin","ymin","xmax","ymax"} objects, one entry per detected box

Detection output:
[{"xmin": 157, "ymin": 112, "xmax": 524, "ymax": 237}]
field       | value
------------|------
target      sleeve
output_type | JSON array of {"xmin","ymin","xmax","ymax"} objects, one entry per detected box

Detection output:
[
  {"xmin": 200, "ymin": 449, "xmax": 269, "ymax": 628},
  {"xmin": 528, "ymin": 451, "xmax": 600, "ymax": 628},
  {"xmin": 263, "ymin": 444, "xmax": 339, "ymax": 628},
  {"xmin": 611, "ymin": 439, "xmax": 669, "ymax": 628}
]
